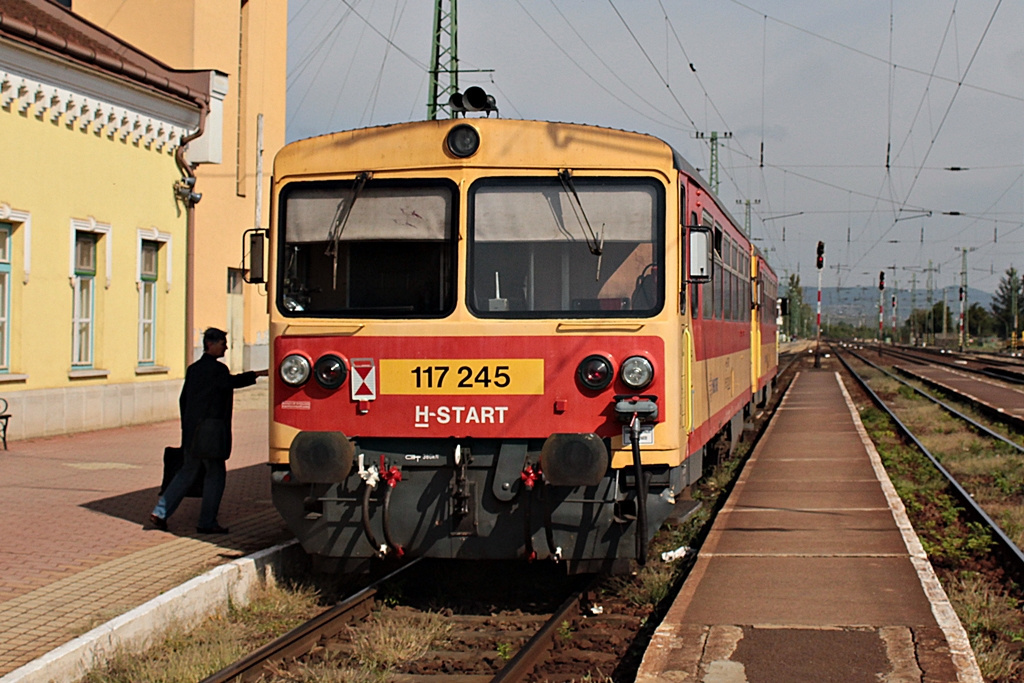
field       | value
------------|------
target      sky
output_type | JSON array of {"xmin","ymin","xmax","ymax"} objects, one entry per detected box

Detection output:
[{"xmin": 285, "ymin": 0, "xmax": 1024, "ymax": 301}]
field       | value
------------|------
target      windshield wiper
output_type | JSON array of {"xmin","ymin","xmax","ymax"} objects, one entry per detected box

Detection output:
[
  {"xmin": 325, "ymin": 171, "xmax": 372, "ymax": 288},
  {"xmin": 558, "ymin": 169, "xmax": 604, "ymax": 280}
]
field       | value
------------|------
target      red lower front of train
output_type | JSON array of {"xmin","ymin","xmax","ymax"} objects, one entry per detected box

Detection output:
[{"xmin": 269, "ymin": 333, "xmax": 687, "ymax": 574}]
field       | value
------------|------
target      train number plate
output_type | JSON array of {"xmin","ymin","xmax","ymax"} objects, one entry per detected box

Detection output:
[{"xmin": 379, "ymin": 359, "xmax": 544, "ymax": 395}]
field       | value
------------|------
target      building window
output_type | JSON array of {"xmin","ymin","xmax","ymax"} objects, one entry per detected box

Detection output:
[
  {"xmin": 139, "ymin": 241, "xmax": 158, "ymax": 363},
  {"xmin": 73, "ymin": 232, "xmax": 96, "ymax": 366},
  {"xmin": 0, "ymin": 224, "xmax": 10, "ymax": 371}
]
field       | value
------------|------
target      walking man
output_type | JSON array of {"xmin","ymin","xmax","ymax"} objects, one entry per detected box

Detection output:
[{"xmin": 150, "ymin": 327, "xmax": 268, "ymax": 534}]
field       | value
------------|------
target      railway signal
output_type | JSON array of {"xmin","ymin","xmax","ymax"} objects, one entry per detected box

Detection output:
[
  {"xmin": 878, "ymin": 271, "xmax": 885, "ymax": 355},
  {"xmin": 815, "ymin": 242, "xmax": 824, "ymax": 367}
]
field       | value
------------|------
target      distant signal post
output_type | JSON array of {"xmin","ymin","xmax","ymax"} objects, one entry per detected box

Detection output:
[
  {"xmin": 878, "ymin": 271, "xmax": 885, "ymax": 356},
  {"xmin": 815, "ymin": 241, "xmax": 824, "ymax": 367}
]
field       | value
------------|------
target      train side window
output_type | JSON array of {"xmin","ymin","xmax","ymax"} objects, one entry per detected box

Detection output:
[
  {"xmin": 724, "ymin": 245, "xmax": 733, "ymax": 321},
  {"xmin": 689, "ymin": 211, "xmax": 700, "ymax": 318},
  {"xmin": 701, "ymin": 212, "xmax": 715, "ymax": 319},
  {"xmin": 713, "ymin": 223, "xmax": 723, "ymax": 319}
]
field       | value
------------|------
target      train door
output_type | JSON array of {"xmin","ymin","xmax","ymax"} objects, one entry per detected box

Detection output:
[{"xmin": 678, "ymin": 182, "xmax": 691, "ymax": 442}]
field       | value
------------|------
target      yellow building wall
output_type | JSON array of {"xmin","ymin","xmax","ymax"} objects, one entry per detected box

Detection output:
[
  {"xmin": 0, "ymin": 79, "xmax": 188, "ymax": 437},
  {"xmin": 73, "ymin": 0, "xmax": 288, "ymax": 371}
]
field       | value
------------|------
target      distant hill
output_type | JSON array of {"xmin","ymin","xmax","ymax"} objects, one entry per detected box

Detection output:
[{"xmin": 794, "ymin": 286, "xmax": 993, "ymax": 326}]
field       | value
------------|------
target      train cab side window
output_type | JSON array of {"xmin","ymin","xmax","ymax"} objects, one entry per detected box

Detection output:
[{"xmin": 678, "ymin": 185, "xmax": 686, "ymax": 312}]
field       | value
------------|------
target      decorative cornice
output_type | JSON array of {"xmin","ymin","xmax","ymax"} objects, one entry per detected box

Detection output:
[{"xmin": 1, "ymin": 66, "xmax": 188, "ymax": 153}]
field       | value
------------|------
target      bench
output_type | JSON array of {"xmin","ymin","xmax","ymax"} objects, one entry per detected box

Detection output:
[{"xmin": 0, "ymin": 398, "xmax": 9, "ymax": 449}]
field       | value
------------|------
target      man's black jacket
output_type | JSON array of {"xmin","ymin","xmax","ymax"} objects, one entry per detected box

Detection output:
[{"xmin": 180, "ymin": 354, "xmax": 258, "ymax": 458}]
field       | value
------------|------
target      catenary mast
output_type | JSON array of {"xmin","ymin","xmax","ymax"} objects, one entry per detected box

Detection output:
[{"xmin": 428, "ymin": 0, "xmax": 458, "ymax": 120}]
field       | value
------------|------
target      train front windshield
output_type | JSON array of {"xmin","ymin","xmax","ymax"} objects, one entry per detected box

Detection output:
[
  {"xmin": 276, "ymin": 175, "xmax": 664, "ymax": 319},
  {"xmin": 277, "ymin": 179, "xmax": 457, "ymax": 317},
  {"xmin": 469, "ymin": 177, "xmax": 664, "ymax": 318}
]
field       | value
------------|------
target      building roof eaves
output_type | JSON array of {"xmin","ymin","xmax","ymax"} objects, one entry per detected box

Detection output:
[{"xmin": 0, "ymin": 0, "xmax": 209, "ymax": 108}]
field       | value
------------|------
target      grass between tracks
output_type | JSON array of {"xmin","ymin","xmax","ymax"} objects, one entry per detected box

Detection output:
[
  {"xmin": 82, "ymin": 578, "xmax": 324, "ymax": 683},
  {"xmin": 81, "ymin": 576, "xmax": 455, "ymax": 683},
  {"xmin": 850, "ymin": 364, "xmax": 1024, "ymax": 682}
]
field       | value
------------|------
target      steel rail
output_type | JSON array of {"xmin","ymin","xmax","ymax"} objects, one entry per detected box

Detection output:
[
  {"xmin": 200, "ymin": 557, "xmax": 422, "ymax": 683},
  {"xmin": 842, "ymin": 345, "xmax": 1024, "ymax": 455},
  {"xmin": 490, "ymin": 575, "xmax": 598, "ymax": 682},
  {"xmin": 883, "ymin": 344, "xmax": 1024, "ymax": 384},
  {"xmin": 833, "ymin": 348, "xmax": 1024, "ymax": 573}
]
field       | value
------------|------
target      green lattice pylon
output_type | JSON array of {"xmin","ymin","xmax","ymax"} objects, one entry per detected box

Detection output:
[{"xmin": 427, "ymin": 0, "xmax": 458, "ymax": 120}]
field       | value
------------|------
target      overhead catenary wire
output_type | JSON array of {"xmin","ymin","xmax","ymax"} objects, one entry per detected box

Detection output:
[{"xmin": 514, "ymin": 0, "xmax": 694, "ymax": 133}]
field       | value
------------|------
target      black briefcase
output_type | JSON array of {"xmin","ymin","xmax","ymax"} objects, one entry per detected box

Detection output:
[{"xmin": 161, "ymin": 446, "xmax": 204, "ymax": 498}]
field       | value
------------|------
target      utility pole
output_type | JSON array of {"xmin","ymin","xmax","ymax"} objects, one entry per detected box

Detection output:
[
  {"xmin": 955, "ymin": 246, "xmax": 977, "ymax": 351},
  {"xmin": 909, "ymin": 272, "xmax": 917, "ymax": 345},
  {"xmin": 942, "ymin": 285, "xmax": 949, "ymax": 339},
  {"xmin": 695, "ymin": 131, "xmax": 732, "ymax": 195},
  {"xmin": 1012, "ymin": 265, "xmax": 1019, "ymax": 352},
  {"xmin": 735, "ymin": 198, "xmax": 760, "ymax": 238},
  {"xmin": 428, "ymin": 0, "xmax": 458, "ymax": 120},
  {"xmin": 830, "ymin": 263, "xmax": 851, "ymax": 288},
  {"xmin": 886, "ymin": 265, "xmax": 898, "ymax": 344},
  {"xmin": 923, "ymin": 261, "xmax": 938, "ymax": 345}
]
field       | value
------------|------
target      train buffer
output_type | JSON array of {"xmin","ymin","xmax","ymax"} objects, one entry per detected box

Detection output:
[{"xmin": 636, "ymin": 363, "xmax": 982, "ymax": 682}]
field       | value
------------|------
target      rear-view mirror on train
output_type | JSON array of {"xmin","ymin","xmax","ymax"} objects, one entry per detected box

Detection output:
[
  {"xmin": 688, "ymin": 226, "xmax": 712, "ymax": 283},
  {"xmin": 244, "ymin": 228, "xmax": 266, "ymax": 284}
]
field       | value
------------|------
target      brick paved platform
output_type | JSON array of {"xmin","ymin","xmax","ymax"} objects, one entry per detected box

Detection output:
[
  {"xmin": 637, "ymin": 359, "xmax": 983, "ymax": 682},
  {"xmin": 0, "ymin": 382, "xmax": 291, "ymax": 677}
]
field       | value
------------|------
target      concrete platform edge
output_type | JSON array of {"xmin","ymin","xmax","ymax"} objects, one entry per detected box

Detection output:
[
  {"xmin": 835, "ymin": 372, "xmax": 983, "ymax": 683},
  {"xmin": 0, "ymin": 539, "xmax": 301, "ymax": 683}
]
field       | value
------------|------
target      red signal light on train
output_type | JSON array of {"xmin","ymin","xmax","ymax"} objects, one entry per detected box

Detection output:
[
  {"xmin": 577, "ymin": 355, "xmax": 614, "ymax": 390},
  {"xmin": 314, "ymin": 354, "xmax": 348, "ymax": 390}
]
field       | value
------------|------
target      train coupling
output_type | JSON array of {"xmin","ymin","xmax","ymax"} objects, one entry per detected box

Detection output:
[{"xmin": 614, "ymin": 395, "xmax": 658, "ymax": 423}]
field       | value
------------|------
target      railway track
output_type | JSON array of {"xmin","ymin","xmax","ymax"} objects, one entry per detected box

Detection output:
[
  {"xmin": 841, "ymin": 342, "xmax": 1024, "ymax": 431},
  {"xmin": 881, "ymin": 344, "xmax": 1024, "ymax": 384},
  {"xmin": 833, "ymin": 344, "xmax": 1024, "ymax": 584},
  {"xmin": 200, "ymin": 558, "xmax": 611, "ymax": 682}
]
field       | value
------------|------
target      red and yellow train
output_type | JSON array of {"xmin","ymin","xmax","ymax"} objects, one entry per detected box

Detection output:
[{"xmin": 254, "ymin": 112, "xmax": 778, "ymax": 574}]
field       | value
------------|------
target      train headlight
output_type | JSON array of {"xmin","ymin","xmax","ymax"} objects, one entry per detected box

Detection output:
[
  {"xmin": 280, "ymin": 354, "xmax": 311, "ymax": 386},
  {"xmin": 620, "ymin": 356, "xmax": 654, "ymax": 390},
  {"xmin": 313, "ymin": 354, "xmax": 347, "ymax": 390},
  {"xmin": 446, "ymin": 124, "xmax": 480, "ymax": 158},
  {"xmin": 577, "ymin": 355, "xmax": 614, "ymax": 390}
]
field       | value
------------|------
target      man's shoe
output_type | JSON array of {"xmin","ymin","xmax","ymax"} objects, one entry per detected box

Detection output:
[
  {"xmin": 196, "ymin": 524, "xmax": 229, "ymax": 534},
  {"xmin": 149, "ymin": 513, "xmax": 168, "ymax": 531}
]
